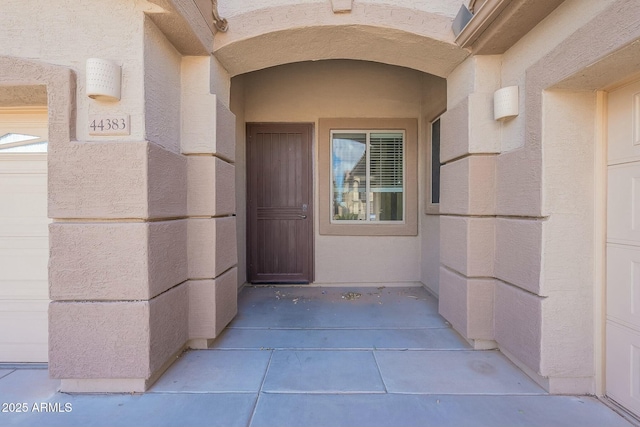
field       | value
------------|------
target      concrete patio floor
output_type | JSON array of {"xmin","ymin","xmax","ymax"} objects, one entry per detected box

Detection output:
[{"xmin": 0, "ymin": 286, "xmax": 636, "ymax": 427}]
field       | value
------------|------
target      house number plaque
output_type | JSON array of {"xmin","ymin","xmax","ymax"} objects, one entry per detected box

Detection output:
[{"xmin": 88, "ymin": 115, "xmax": 130, "ymax": 136}]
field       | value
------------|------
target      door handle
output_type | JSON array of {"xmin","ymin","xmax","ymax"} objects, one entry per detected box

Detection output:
[{"xmin": 297, "ymin": 215, "xmax": 307, "ymax": 219}]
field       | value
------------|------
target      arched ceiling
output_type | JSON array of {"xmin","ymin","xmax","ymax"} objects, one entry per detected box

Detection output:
[{"xmin": 213, "ymin": 2, "xmax": 470, "ymax": 77}]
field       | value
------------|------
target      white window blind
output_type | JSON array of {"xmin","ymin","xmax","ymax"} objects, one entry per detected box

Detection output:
[{"xmin": 370, "ymin": 133, "xmax": 403, "ymax": 193}]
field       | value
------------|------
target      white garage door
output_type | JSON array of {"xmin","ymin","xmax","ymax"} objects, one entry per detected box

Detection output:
[
  {"xmin": 0, "ymin": 108, "xmax": 49, "ymax": 362},
  {"xmin": 606, "ymin": 78, "xmax": 640, "ymax": 416}
]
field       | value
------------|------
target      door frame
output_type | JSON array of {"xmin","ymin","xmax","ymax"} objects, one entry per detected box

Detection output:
[
  {"xmin": 245, "ymin": 122, "xmax": 315, "ymax": 284},
  {"xmin": 594, "ymin": 89, "xmax": 607, "ymax": 397}
]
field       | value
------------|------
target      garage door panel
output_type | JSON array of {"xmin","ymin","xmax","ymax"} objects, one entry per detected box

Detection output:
[
  {"xmin": 0, "ymin": 197, "xmax": 47, "ymax": 218},
  {"xmin": 0, "ymin": 344, "xmax": 48, "ymax": 363},
  {"xmin": 0, "ymin": 235, "xmax": 48, "ymax": 301},
  {"xmin": 0, "ymin": 300, "xmax": 48, "ymax": 363},
  {"xmin": 0, "ymin": 156, "xmax": 47, "ymax": 174},
  {"xmin": 0, "ymin": 236, "xmax": 48, "ymax": 248},
  {"xmin": 0, "ymin": 223, "xmax": 49, "ymax": 237},
  {"xmin": 607, "ymin": 79, "xmax": 640, "ymax": 418},
  {"xmin": 0, "ymin": 154, "xmax": 49, "ymax": 362},
  {"xmin": 0, "ymin": 179, "xmax": 47, "ymax": 218},
  {"xmin": 607, "ymin": 244, "xmax": 640, "ymax": 329},
  {"xmin": 608, "ymin": 79, "xmax": 640, "ymax": 165},
  {"xmin": 0, "ymin": 300, "xmax": 49, "ymax": 312},
  {"xmin": 0, "ymin": 173, "xmax": 47, "ymax": 188},
  {"xmin": 0, "ymin": 281, "xmax": 49, "ymax": 300},
  {"xmin": 0, "ymin": 253, "xmax": 49, "ymax": 280},
  {"xmin": 607, "ymin": 163, "xmax": 640, "ymax": 245},
  {"xmin": 0, "ymin": 238, "xmax": 48, "ymax": 254},
  {"xmin": 606, "ymin": 322, "xmax": 640, "ymax": 415},
  {"xmin": 0, "ymin": 301, "xmax": 48, "ymax": 336}
]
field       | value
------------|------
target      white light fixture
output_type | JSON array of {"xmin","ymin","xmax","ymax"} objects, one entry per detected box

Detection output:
[
  {"xmin": 86, "ymin": 58, "xmax": 121, "ymax": 101},
  {"xmin": 494, "ymin": 86, "xmax": 519, "ymax": 121}
]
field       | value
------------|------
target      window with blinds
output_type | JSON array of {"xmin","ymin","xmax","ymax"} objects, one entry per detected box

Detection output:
[{"xmin": 331, "ymin": 130, "xmax": 405, "ymax": 222}]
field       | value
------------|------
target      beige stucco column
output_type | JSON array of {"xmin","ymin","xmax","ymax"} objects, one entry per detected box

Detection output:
[
  {"xmin": 182, "ymin": 56, "xmax": 238, "ymax": 349},
  {"xmin": 47, "ymin": 17, "xmax": 193, "ymax": 392},
  {"xmin": 438, "ymin": 56, "xmax": 501, "ymax": 350},
  {"xmin": 42, "ymin": 4, "xmax": 237, "ymax": 392}
]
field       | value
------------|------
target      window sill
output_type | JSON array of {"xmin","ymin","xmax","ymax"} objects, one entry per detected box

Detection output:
[{"xmin": 425, "ymin": 204, "xmax": 440, "ymax": 215}]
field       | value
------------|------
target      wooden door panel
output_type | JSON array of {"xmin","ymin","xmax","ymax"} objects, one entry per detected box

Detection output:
[
  {"xmin": 256, "ymin": 219, "xmax": 305, "ymax": 276},
  {"xmin": 247, "ymin": 124, "xmax": 313, "ymax": 283},
  {"xmin": 256, "ymin": 133, "xmax": 304, "ymax": 208}
]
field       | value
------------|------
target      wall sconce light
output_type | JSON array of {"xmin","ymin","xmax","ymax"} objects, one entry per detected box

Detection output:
[
  {"xmin": 86, "ymin": 58, "xmax": 121, "ymax": 101},
  {"xmin": 494, "ymin": 86, "xmax": 519, "ymax": 121}
]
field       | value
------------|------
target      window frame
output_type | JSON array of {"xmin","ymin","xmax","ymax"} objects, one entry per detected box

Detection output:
[
  {"xmin": 319, "ymin": 118, "xmax": 418, "ymax": 236},
  {"xmin": 425, "ymin": 115, "xmax": 442, "ymax": 215},
  {"xmin": 330, "ymin": 129, "xmax": 407, "ymax": 225}
]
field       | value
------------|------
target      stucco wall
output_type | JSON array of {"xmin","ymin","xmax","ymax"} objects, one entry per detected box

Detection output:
[
  {"xmin": 235, "ymin": 60, "xmax": 445, "ymax": 284},
  {"xmin": 144, "ymin": 18, "xmax": 182, "ymax": 153},
  {"xmin": 493, "ymin": 0, "xmax": 623, "ymax": 389},
  {"xmin": 8, "ymin": 0, "xmax": 635, "ymax": 396},
  {"xmin": 420, "ymin": 72, "xmax": 447, "ymax": 296},
  {"xmin": 421, "ymin": 216, "xmax": 440, "ymax": 295},
  {"xmin": 1, "ymin": 0, "xmax": 224, "ymax": 391},
  {"xmin": 0, "ymin": 0, "xmax": 150, "ymax": 142},
  {"xmin": 230, "ymin": 75, "xmax": 247, "ymax": 288},
  {"xmin": 440, "ymin": 0, "xmax": 639, "ymax": 393},
  {"xmin": 497, "ymin": 0, "xmax": 616, "ymax": 214}
]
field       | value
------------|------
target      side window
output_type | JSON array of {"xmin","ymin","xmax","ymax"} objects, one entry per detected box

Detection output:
[
  {"xmin": 0, "ymin": 107, "xmax": 48, "ymax": 153},
  {"xmin": 426, "ymin": 117, "xmax": 441, "ymax": 214}
]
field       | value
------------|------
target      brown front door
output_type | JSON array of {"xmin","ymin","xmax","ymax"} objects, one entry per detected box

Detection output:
[{"xmin": 246, "ymin": 123, "xmax": 314, "ymax": 283}]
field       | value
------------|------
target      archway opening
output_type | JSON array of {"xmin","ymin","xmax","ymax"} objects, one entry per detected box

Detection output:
[{"xmin": 229, "ymin": 59, "xmax": 446, "ymax": 292}]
